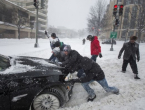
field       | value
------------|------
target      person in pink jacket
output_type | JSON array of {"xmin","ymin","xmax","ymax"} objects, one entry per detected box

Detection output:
[{"xmin": 87, "ymin": 35, "xmax": 102, "ymax": 61}]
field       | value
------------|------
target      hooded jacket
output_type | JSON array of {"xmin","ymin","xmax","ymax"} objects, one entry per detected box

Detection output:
[
  {"xmin": 90, "ymin": 36, "xmax": 101, "ymax": 55},
  {"xmin": 73, "ymin": 57, "xmax": 105, "ymax": 83},
  {"xmin": 61, "ymin": 50, "xmax": 83, "ymax": 73}
]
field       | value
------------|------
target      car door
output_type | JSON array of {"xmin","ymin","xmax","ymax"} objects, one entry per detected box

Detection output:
[
  {"xmin": 8, "ymin": 75, "xmax": 42, "ymax": 110},
  {"xmin": 0, "ymin": 75, "xmax": 11, "ymax": 110}
]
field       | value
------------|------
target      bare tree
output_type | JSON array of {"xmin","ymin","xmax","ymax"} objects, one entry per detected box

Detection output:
[
  {"xmin": 12, "ymin": 7, "xmax": 29, "ymax": 39},
  {"xmin": 101, "ymin": 8, "xmax": 112, "ymax": 32},
  {"xmin": 87, "ymin": 0, "xmax": 107, "ymax": 36}
]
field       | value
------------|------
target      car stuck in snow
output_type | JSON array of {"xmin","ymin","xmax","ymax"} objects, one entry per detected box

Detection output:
[{"xmin": 0, "ymin": 54, "xmax": 73, "ymax": 110}]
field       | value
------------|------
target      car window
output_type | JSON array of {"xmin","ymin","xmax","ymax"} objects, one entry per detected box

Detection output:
[{"xmin": 0, "ymin": 54, "xmax": 10, "ymax": 71}]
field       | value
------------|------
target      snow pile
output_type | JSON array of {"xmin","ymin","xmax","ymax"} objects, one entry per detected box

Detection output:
[
  {"xmin": 28, "ymin": 58, "xmax": 57, "ymax": 67},
  {"xmin": 0, "ymin": 38, "xmax": 145, "ymax": 110}
]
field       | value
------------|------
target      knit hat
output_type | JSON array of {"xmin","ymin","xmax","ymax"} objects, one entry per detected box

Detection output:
[
  {"xmin": 87, "ymin": 35, "xmax": 93, "ymax": 40},
  {"xmin": 51, "ymin": 33, "xmax": 56, "ymax": 38},
  {"xmin": 63, "ymin": 45, "xmax": 71, "ymax": 52},
  {"xmin": 52, "ymin": 47, "xmax": 60, "ymax": 56},
  {"xmin": 54, "ymin": 41, "xmax": 60, "ymax": 47}
]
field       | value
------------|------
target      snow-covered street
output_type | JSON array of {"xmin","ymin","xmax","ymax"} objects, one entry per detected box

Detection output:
[{"xmin": 0, "ymin": 38, "xmax": 145, "ymax": 110}]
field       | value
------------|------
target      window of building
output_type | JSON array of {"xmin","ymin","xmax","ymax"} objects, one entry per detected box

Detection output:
[
  {"xmin": 123, "ymin": 7, "xmax": 130, "ymax": 29},
  {"xmin": 130, "ymin": 6, "xmax": 137, "ymax": 29},
  {"xmin": 134, "ymin": 0, "xmax": 138, "ymax": 4},
  {"xmin": 125, "ymin": 0, "xmax": 131, "ymax": 5},
  {"xmin": 26, "ymin": 2, "xmax": 33, "ymax": 6},
  {"xmin": 121, "ymin": 30, "xmax": 127, "ymax": 38},
  {"xmin": 128, "ymin": 31, "xmax": 134, "ymax": 37}
]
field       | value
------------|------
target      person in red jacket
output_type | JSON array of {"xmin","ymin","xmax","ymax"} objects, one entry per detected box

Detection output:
[{"xmin": 87, "ymin": 35, "xmax": 102, "ymax": 61}]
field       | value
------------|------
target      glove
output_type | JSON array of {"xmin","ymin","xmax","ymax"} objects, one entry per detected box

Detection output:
[
  {"xmin": 99, "ymin": 53, "xmax": 103, "ymax": 58},
  {"xmin": 118, "ymin": 55, "xmax": 121, "ymax": 59},
  {"xmin": 65, "ymin": 73, "xmax": 73, "ymax": 81}
]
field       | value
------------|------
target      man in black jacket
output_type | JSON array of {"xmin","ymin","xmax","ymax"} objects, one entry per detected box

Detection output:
[
  {"xmin": 118, "ymin": 36, "xmax": 140, "ymax": 79},
  {"xmin": 61, "ymin": 45, "xmax": 83, "ymax": 74},
  {"xmin": 62, "ymin": 46, "xmax": 119, "ymax": 102}
]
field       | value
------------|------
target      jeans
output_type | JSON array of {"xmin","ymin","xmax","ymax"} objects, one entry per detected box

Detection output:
[
  {"xmin": 81, "ymin": 78, "xmax": 119, "ymax": 97},
  {"xmin": 91, "ymin": 55, "xmax": 98, "ymax": 62},
  {"xmin": 49, "ymin": 54, "xmax": 56, "ymax": 62},
  {"xmin": 77, "ymin": 69, "xmax": 85, "ymax": 78}
]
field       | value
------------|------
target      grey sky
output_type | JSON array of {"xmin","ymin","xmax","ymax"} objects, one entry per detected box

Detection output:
[{"xmin": 47, "ymin": 0, "xmax": 109, "ymax": 30}]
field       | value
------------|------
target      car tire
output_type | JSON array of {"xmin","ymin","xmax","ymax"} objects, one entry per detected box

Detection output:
[{"xmin": 32, "ymin": 88, "xmax": 65, "ymax": 110}]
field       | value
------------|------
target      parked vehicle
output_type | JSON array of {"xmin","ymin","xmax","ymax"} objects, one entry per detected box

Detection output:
[
  {"xmin": 102, "ymin": 39, "xmax": 116, "ymax": 44},
  {"xmin": 0, "ymin": 54, "xmax": 73, "ymax": 110}
]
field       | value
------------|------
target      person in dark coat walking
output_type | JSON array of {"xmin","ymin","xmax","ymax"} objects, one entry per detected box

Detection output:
[
  {"xmin": 82, "ymin": 38, "xmax": 86, "ymax": 45},
  {"xmin": 61, "ymin": 46, "xmax": 119, "ymax": 102},
  {"xmin": 118, "ymin": 36, "xmax": 140, "ymax": 79},
  {"xmin": 87, "ymin": 35, "xmax": 102, "ymax": 62}
]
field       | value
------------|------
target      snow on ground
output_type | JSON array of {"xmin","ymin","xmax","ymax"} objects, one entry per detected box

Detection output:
[{"xmin": 0, "ymin": 38, "xmax": 145, "ymax": 110}]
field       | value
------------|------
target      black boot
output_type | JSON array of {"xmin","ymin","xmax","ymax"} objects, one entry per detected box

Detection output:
[
  {"xmin": 87, "ymin": 95, "xmax": 96, "ymax": 102},
  {"xmin": 121, "ymin": 70, "xmax": 126, "ymax": 73},
  {"xmin": 134, "ymin": 74, "xmax": 140, "ymax": 79}
]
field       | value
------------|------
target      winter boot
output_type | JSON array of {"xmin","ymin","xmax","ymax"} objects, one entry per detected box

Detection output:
[
  {"xmin": 121, "ymin": 70, "xmax": 126, "ymax": 73},
  {"xmin": 113, "ymin": 89, "xmax": 119, "ymax": 95},
  {"xmin": 87, "ymin": 95, "xmax": 96, "ymax": 102},
  {"xmin": 134, "ymin": 74, "xmax": 140, "ymax": 79}
]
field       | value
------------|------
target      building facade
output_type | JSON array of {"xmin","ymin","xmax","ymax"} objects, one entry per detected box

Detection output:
[
  {"xmin": 103, "ymin": 0, "xmax": 145, "ymax": 42},
  {"xmin": 0, "ymin": 0, "xmax": 36, "ymax": 38},
  {"xmin": 9, "ymin": 0, "xmax": 48, "ymax": 31}
]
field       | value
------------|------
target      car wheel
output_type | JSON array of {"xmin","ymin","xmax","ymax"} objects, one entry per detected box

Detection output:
[{"xmin": 32, "ymin": 88, "xmax": 65, "ymax": 110}]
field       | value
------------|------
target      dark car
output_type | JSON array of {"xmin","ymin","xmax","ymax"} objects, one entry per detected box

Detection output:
[
  {"xmin": 0, "ymin": 54, "xmax": 73, "ymax": 110},
  {"xmin": 102, "ymin": 39, "xmax": 116, "ymax": 44}
]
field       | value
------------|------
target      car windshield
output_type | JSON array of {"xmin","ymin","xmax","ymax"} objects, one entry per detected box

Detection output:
[{"xmin": 0, "ymin": 54, "xmax": 10, "ymax": 71}]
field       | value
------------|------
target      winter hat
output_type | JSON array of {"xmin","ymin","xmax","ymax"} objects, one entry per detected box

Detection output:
[
  {"xmin": 52, "ymin": 47, "xmax": 60, "ymax": 56},
  {"xmin": 51, "ymin": 33, "xmax": 56, "ymax": 38},
  {"xmin": 130, "ymin": 36, "xmax": 137, "ymax": 40},
  {"xmin": 54, "ymin": 41, "xmax": 60, "ymax": 47},
  {"xmin": 63, "ymin": 45, "xmax": 71, "ymax": 52},
  {"xmin": 87, "ymin": 35, "xmax": 93, "ymax": 40}
]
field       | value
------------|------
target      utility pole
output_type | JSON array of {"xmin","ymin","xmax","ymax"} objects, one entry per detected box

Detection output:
[
  {"xmin": 33, "ymin": 0, "xmax": 46, "ymax": 48},
  {"xmin": 34, "ymin": 7, "xmax": 39, "ymax": 47},
  {"xmin": 34, "ymin": 0, "xmax": 39, "ymax": 48}
]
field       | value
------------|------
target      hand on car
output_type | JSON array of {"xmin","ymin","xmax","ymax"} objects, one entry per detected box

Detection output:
[{"xmin": 65, "ymin": 73, "xmax": 73, "ymax": 81}]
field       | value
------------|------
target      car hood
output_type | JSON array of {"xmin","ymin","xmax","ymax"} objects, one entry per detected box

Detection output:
[{"xmin": 0, "ymin": 56, "xmax": 63, "ymax": 78}]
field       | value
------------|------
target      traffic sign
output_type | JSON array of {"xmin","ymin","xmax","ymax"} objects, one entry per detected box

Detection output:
[{"xmin": 110, "ymin": 32, "xmax": 117, "ymax": 38}]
